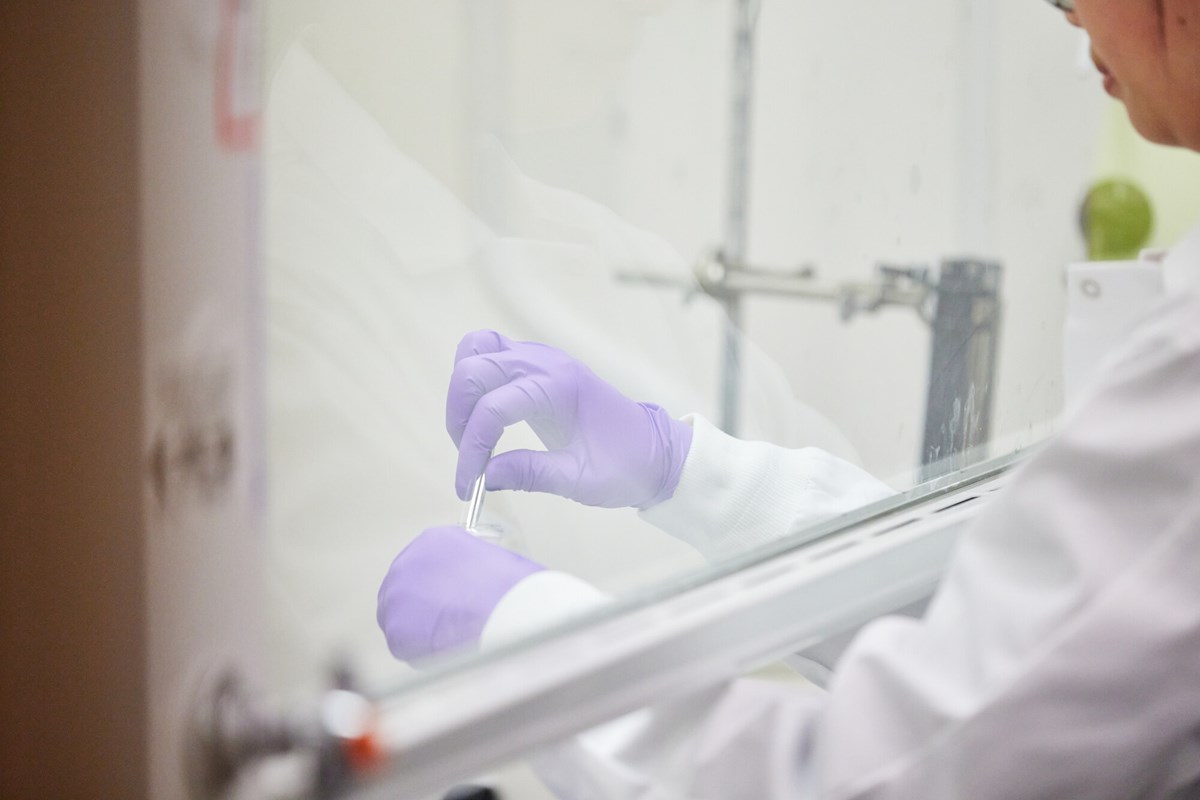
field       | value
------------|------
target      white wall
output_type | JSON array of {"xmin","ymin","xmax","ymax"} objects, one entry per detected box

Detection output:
[{"xmin": 600, "ymin": 0, "xmax": 1103, "ymax": 478}]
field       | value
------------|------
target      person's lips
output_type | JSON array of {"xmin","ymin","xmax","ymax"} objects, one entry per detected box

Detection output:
[{"xmin": 1092, "ymin": 51, "xmax": 1119, "ymax": 96}]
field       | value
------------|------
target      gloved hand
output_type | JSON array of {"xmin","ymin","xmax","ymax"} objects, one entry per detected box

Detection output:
[
  {"xmin": 446, "ymin": 330, "xmax": 694, "ymax": 510},
  {"xmin": 376, "ymin": 526, "xmax": 545, "ymax": 662}
]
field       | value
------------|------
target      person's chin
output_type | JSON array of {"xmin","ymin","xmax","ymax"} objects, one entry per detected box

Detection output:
[{"xmin": 1127, "ymin": 107, "xmax": 1180, "ymax": 148}]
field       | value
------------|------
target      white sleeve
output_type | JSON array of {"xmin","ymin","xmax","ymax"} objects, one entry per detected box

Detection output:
[
  {"xmin": 640, "ymin": 415, "xmax": 895, "ymax": 560},
  {"xmin": 812, "ymin": 288, "xmax": 1200, "ymax": 798},
  {"xmin": 484, "ymin": 290, "xmax": 1200, "ymax": 800},
  {"xmin": 481, "ymin": 572, "xmax": 829, "ymax": 799},
  {"xmin": 480, "ymin": 570, "xmax": 611, "ymax": 649}
]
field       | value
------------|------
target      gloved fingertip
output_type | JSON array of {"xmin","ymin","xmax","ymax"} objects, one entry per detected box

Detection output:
[
  {"xmin": 485, "ymin": 450, "xmax": 549, "ymax": 495},
  {"xmin": 482, "ymin": 456, "xmax": 515, "ymax": 493},
  {"xmin": 458, "ymin": 466, "xmax": 488, "ymax": 501},
  {"xmin": 482, "ymin": 472, "xmax": 505, "ymax": 494},
  {"xmin": 455, "ymin": 453, "xmax": 480, "ymax": 501},
  {"xmin": 454, "ymin": 329, "xmax": 507, "ymax": 363}
]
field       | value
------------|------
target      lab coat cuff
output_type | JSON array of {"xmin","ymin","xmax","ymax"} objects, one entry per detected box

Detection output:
[
  {"xmin": 639, "ymin": 415, "xmax": 798, "ymax": 559},
  {"xmin": 481, "ymin": 570, "xmax": 611, "ymax": 650},
  {"xmin": 640, "ymin": 415, "xmax": 895, "ymax": 561}
]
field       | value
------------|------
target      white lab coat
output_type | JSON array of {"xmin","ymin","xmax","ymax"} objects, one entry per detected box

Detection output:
[
  {"xmin": 264, "ymin": 41, "xmax": 857, "ymax": 693},
  {"xmin": 483, "ymin": 225, "xmax": 1200, "ymax": 798}
]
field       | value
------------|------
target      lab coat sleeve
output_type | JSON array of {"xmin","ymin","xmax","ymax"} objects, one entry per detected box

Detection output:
[
  {"xmin": 481, "ymin": 572, "xmax": 829, "ymax": 798},
  {"xmin": 480, "ymin": 570, "xmax": 612, "ymax": 648},
  {"xmin": 487, "ymin": 288, "xmax": 1200, "ymax": 799},
  {"xmin": 810, "ymin": 288, "xmax": 1200, "ymax": 798},
  {"xmin": 640, "ymin": 414, "xmax": 895, "ymax": 560}
]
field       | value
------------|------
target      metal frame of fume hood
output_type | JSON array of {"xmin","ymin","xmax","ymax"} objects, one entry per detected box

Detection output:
[{"xmin": 333, "ymin": 451, "xmax": 1024, "ymax": 800}]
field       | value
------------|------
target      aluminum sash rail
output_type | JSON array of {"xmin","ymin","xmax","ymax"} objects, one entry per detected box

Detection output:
[{"xmin": 340, "ymin": 463, "xmax": 1014, "ymax": 799}]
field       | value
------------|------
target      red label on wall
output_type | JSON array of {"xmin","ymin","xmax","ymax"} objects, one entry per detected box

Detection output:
[{"xmin": 215, "ymin": 0, "xmax": 261, "ymax": 152}]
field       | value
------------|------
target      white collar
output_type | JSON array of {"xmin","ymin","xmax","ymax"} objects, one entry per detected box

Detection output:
[
  {"xmin": 1160, "ymin": 223, "xmax": 1200, "ymax": 296},
  {"xmin": 266, "ymin": 39, "xmax": 496, "ymax": 274}
]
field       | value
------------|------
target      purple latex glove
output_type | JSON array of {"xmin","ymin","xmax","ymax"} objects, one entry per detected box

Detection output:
[
  {"xmin": 376, "ymin": 526, "xmax": 544, "ymax": 662},
  {"xmin": 446, "ymin": 330, "xmax": 694, "ymax": 510}
]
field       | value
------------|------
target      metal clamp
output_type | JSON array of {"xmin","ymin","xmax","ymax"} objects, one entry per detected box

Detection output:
[{"xmin": 185, "ymin": 667, "xmax": 383, "ymax": 800}]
